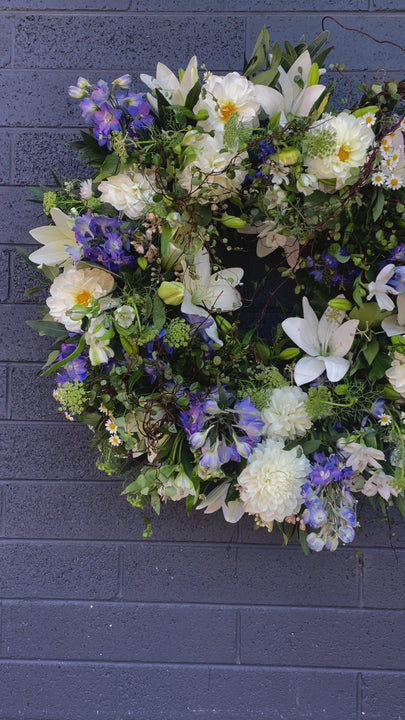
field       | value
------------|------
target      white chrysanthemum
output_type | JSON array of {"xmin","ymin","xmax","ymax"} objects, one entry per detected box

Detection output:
[
  {"xmin": 47, "ymin": 266, "xmax": 115, "ymax": 332},
  {"xmin": 178, "ymin": 131, "xmax": 247, "ymax": 196},
  {"xmin": 305, "ymin": 112, "xmax": 374, "ymax": 189},
  {"xmin": 386, "ymin": 351, "xmax": 405, "ymax": 397},
  {"xmin": 196, "ymin": 71, "xmax": 260, "ymax": 132},
  {"xmin": 98, "ymin": 171, "xmax": 155, "ymax": 220},
  {"xmin": 237, "ymin": 438, "xmax": 310, "ymax": 523},
  {"xmin": 261, "ymin": 386, "xmax": 312, "ymax": 440}
]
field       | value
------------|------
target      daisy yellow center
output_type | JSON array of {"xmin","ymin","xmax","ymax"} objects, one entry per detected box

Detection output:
[
  {"xmin": 337, "ymin": 144, "xmax": 350, "ymax": 162},
  {"xmin": 75, "ymin": 290, "xmax": 92, "ymax": 306},
  {"xmin": 390, "ymin": 178, "xmax": 399, "ymax": 187},
  {"xmin": 219, "ymin": 101, "xmax": 237, "ymax": 122}
]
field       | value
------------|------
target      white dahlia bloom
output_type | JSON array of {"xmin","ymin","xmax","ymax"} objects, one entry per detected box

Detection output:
[
  {"xmin": 386, "ymin": 351, "xmax": 405, "ymax": 397},
  {"xmin": 178, "ymin": 132, "xmax": 247, "ymax": 196},
  {"xmin": 305, "ymin": 112, "xmax": 374, "ymax": 190},
  {"xmin": 47, "ymin": 266, "xmax": 115, "ymax": 332},
  {"xmin": 196, "ymin": 71, "xmax": 260, "ymax": 132},
  {"xmin": 261, "ymin": 386, "xmax": 312, "ymax": 440},
  {"xmin": 237, "ymin": 438, "xmax": 310, "ymax": 523},
  {"xmin": 98, "ymin": 171, "xmax": 155, "ymax": 220}
]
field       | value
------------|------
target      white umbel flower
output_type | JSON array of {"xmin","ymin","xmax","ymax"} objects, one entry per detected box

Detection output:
[
  {"xmin": 98, "ymin": 171, "xmax": 155, "ymax": 220},
  {"xmin": 305, "ymin": 112, "xmax": 374, "ymax": 189},
  {"xmin": 261, "ymin": 386, "xmax": 312, "ymax": 440},
  {"xmin": 47, "ymin": 265, "xmax": 115, "ymax": 332},
  {"xmin": 237, "ymin": 438, "xmax": 310, "ymax": 523}
]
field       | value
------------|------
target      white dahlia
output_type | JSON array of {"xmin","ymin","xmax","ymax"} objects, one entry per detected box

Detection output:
[
  {"xmin": 261, "ymin": 386, "xmax": 312, "ymax": 440},
  {"xmin": 237, "ymin": 438, "xmax": 310, "ymax": 523},
  {"xmin": 386, "ymin": 351, "xmax": 405, "ymax": 397},
  {"xmin": 98, "ymin": 170, "xmax": 155, "ymax": 220},
  {"xmin": 305, "ymin": 112, "xmax": 374, "ymax": 190},
  {"xmin": 47, "ymin": 265, "xmax": 115, "ymax": 332},
  {"xmin": 196, "ymin": 71, "xmax": 260, "ymax": 132}
]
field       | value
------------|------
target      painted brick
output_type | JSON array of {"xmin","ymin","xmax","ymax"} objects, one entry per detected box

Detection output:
[
  {"xmin": 3, "ymin": 600, "xmax": 237, "ymax": 663},
  {"xmin": 132, "ymin": 0, "xmax": 367, "ymax": 8},
  {"xmin": 117, "ymin": 666, "xmax": 358, "ymax": 720},
  {"xmin": 123, "ymin": 544, "xmax": 360, "ymax": 605},
  {"xmin": 8, "ymin": 248, "xmax": 47, "ymax": 304},
  {"xmin": 0, "ymin": 0, "xmax": 129, "ymax": 7},
  {"xmin": 247, "ymin": 14, "xmax": 405, "ymax": 71},
  {"xmin": 372, "ymin": 0, "xmax": 405, "ymax": 8},
  {"xmin": 0, "ymin": 15, "xmax": 12, "ymax": 68},
  {"xmin": 0, "ymin": 663, "xmax": 117, "ymax": 720},
  {"xmin": 362, "ymin": 673, "xmax": 405, "ymax": 720},
  {"xmin": 240, "ymin": 607, "xmax": 405, "ymax": 669},
  {"xmin": 0, "ymin": 542, "xmax": 119, "ymax": 598},
  {"xmin": 0, "ymin": 132, "xmax": 11, "ymax": 184},
  {"xmin": 0, "ymin": 365, "xmax": 7, "ymax": 419},
  {"xmin": 3, "ymin": 480, "xmax": 238, "ymax": 542},
  {"xmin": 9, "ymin": 364, "xmax": 61, "ymax": 421},
  {"xmin": 0, "ymin": 187, "xmax": 45, "ymax": 245},
  {"xmin": 354, "ymin": 504, "xmax": 405, "ymax": 548},
  {"xmin": 0, "ymin": 69, "xmax": 145, "ymax": 127},
  {"xmin": 0, "ymin": 305, "xmax": 50, "ymax": 362},
  {"xmin": 14, "ymin": 15, "xmax": 245, "ymax": 71},
  {"xmin": 0, "ymin": 248, "xmax": 9, "ymax": 301},
  {"xmin": 0, "ymin": 422, "xmax": 106, "ymax": 479},
  {"xmin": 363, "ymin": 549, "xmax": 405, "ymax": 608},
  {"xmin": 14, "ymin": 130, "xmax": 90, "ymax": 186}
]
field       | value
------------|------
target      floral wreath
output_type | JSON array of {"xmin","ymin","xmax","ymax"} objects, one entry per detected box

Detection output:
[{"xmin": 26, "ymin": 28, "xmax": 405, "ymax": 551}]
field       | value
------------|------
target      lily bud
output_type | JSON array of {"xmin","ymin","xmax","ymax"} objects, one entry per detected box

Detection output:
[
  {"xmin": 219, "ymin": 215, "xmax": 247, "ymax": 229},
  {"xmin": 307, "ymin": 62, "xmax": 319, "ymax": 87},
  {"xmin": 278, "ymin": 147, "xmax": 300, "ymax": 166},
  {"xmin": 279, "ymin": 347, "xmax": 300, "ymax": 360},
  {"xmin": 328, "ymin": 297, "xmax": 352, "ymax": 312},
  {"xmin": 157, "ymin": 281, "xmax": 185, "ymax": 306}
]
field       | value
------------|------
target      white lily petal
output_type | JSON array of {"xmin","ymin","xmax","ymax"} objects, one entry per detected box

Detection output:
[
  {"xmin": 382, "ymin": 315, "xmax": 404, "ymax": 337},
  {"xmin": 222, "ymin": 498, "xmax": 245, "ymax": 523},
  {"xmin": 277, "ymin": 66, "xmax": 294, "ymax": 111},
  {"xmin": 398, "ymin": 293, "xmax": 405, "ymax": 326},
  {"xmin": 287, "ymin": 50, "xmax": 312, "ymax": 89},
  {"xmin": 28, "ymin": 241, "xmax": 72, "ymax": 266},
  {"xmin": 294, "ymin": 356, "xmax": 325, "ymax": 385},
  {"xmin": 253, "ymin": 84, "xmax": 285, "ymax": 118},
  {"xmin": 322, "ymin": 355, "xmax": 350, "ymax": 382},
  {"xmin": 318, "ymin": 306, "xmax": 344, "ymax": 352},
  {"xmin": 292, "ymin": 85, "xmax": 326, "ymax": 117},
  {"xmin": 281, "ymin": 317, "xmax": 319, "ymax": 356},
  {"xmin": 196, "ymin": 482, "xmax": 230, "ymax": 513},
  {"xmin": 327, "ymin": 319, "xmax": 358, "ymax": 357}
]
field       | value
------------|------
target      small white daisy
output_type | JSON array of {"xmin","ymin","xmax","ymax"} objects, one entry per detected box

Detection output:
[
  {"xmin": 378, "ymin": 413, "xmax": 392, "ymax": 426},
  {"xmin": 371, "ymin": 171, "xmax": 385, "ymax": 186},
  {"xmin": 109, "ymin": 434, "xmax": 121, "ymax": 447},
  {"xmin": 386, "ymin": 174, "xmax": 403, "ymax": 190},
  {"xmin": 105, "ymin": 419, "xmax": 118, "ymax": 434},
  {"xmin": 401, "ymin": 411, "xmax": 405, "ymax": 424}
]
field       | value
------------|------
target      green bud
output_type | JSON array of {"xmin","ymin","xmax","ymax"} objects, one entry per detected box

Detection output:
[
  {"xmin": 279, "ymin": 347, "xmax": 300, "ymax": 360},
  {"xmin": 352, "ymin": 105, "xmax": 378, "ymax": 118},
  {"xmin": 328, "ymin": 297, "xmax": 352, "ymax": 312},
  {"xmin": 278, "ymin": 147, "xmax": 300, "ymax": 166},
  {"xmin": 157, "ymin": 281, "xmax": 185, "ymax": 306},
  {"xmin": 218, "ymin": 215, "xmax": 247, "ymax": 228},
  {"xmin": 334, "ymin": 384, "xmax": 348, "ymax": 396}
]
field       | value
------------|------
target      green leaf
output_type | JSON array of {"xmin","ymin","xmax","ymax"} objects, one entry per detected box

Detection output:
[
  {"xmin": 152, "ymin": 294, "xmax": 166, "ymax": 333},
  {"xmin": 372, "ymin": 188, "xmax": 385, "ymax": 222},
  {"xmin": 298, "ymin": 528, "xmax": 310, "ymax": 555},
  {"xmin": 26, "ymin": 319, "xmax": 67, "ymax": 337},
  {"xmin": 394, "ymin": 494, "xmax": 405, "ymax": 518},
  {"xmin": 160, "ymin": 223, "xmax": 172, "ymax": 258},
  {"xmin": 94, "ymin": 152, "xmax": 121, "ymax": 182},
  {"xmin": 362, "ymin": 337, "xmax": 379, "ymax": 365},
  {"xmin": 40, "ymin": 334, "xmax": 86, "ymax": 377},
  {"xmin": 369, "ymin": 352, "xmax": 391, "ymax": 382},
  {"xmin": 350, "ymin": 302, "xmax": 389, "ymax": 329},
  {"xmin": 184, "ymin": 79, "xmax": 202, "ymax": 111},
  {"xmin": 251, "ymin": 67, "xmax": 279, "ymax": 86}
]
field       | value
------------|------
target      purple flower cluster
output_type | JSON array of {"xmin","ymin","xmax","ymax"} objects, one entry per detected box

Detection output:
[
  {"xmin": 72, "ymin": 214, "xmax": 136, "ymax": 273},
  {"xmin": 302, "ymin": 477, "xmax": 357, "ymax": 552},
  {"xmin": 307, "ymin": 250, "xmax": 359, "ymax": 286},
  {"xmin": 74, "ymin": 77, "xmax": 153, "ymax": 149},
  {"xmin": 180, "ymin": 391, "xmax": 263, "ymax": 474},
  {"xmin": 309, "ymin": 452, "xmax": 353, "ymax": 486},
  {"xmin": 56, "ymin": 343, "xmax": 88, "ymax": 385}
]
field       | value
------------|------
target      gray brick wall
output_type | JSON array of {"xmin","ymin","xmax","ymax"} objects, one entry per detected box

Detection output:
[{"xmin": 0, "ymin": 2, "xmax": 404, "ymax": 719}]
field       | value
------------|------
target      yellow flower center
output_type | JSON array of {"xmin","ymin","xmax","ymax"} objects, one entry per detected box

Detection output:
[
  {"xmin": 75, "ymin": 290, "xmax": 92, "ymax": 306},
  {"xmin": 219, "ymin": 101, "xmax": 237, "ymax": 122},
  {"xmin": 390, "ymin": 178, "xmax": 399, "ymax": 187},
  {"xmin": 337, "ymin": 144, "xmax": 350, "ymax": 162}
]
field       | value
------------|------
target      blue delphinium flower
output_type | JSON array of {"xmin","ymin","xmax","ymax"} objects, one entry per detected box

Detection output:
[
  {"xmin": 72, "ymin": 214, "xmax": 136, "ymax": 273},
  {"xmin": 56, "ymin": 343, "xmax": 88, "ymax": 385}
]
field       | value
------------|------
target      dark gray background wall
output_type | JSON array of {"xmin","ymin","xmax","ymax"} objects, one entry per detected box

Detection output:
[{"xmin": 0, "ymin": 2, "xmax": 405, "ymax": 719}]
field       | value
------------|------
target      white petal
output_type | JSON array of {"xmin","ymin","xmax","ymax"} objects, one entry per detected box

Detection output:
[
  {"xmin": 322, "ymin": 355, "xmax": 350, "ymax": 382},
  {"xmin": 327, "ymin": 319, "xmax": 358, "ymax": 357},
  {"xmin": 294, "ymin": 356, "xmax": 325, "ymax": 385},
  {"xmin": 254, "ymin": 84, "xmax": 285, "ymax": 117},
  {"xmin": 292, "ymin": 85, "xmax": 326, "ymax": 117},
  {"xmin": 287, "ymin": 50, "xmax": 312, "ymax": 87},
  {"xmin": 28, "ymin": 240, "xmax": 71, "ymax": 266},
  {"xmin": 397, "ymin": 293, "xmax": 405, "ymax": 326},
  {"xmin": 222, "ymin": 499, "xmax": 245, "ymax": 523},
  {"xmin": 196, "ymin": 482, "xmax": 229, "ymax": 513},
  {"xmin": 281, "ymin": 297, "xmax": 320, "ymax": 356}
]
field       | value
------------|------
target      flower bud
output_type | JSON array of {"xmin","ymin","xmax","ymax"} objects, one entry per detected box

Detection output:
[
  {"xmin": 279, "ymin": 347, "xmax": 300, "ymax": 360},
  {"xmin": 278, "ymin": 147, "xmax": 300, "ymax": 166},
  {"xmin": 157, "ymin": 281, "xmax": 185, "ymax": 306},
  {"xmin": 219, "ymin": 215, "xmax": 247, "ymax": 228},
  {"xmin": 328, "ymin": 297, "xmax": 352, "ymax": 312},
  {"xmin": 307, "ymin": 62, "xmax": 319, "ymax": 87}
]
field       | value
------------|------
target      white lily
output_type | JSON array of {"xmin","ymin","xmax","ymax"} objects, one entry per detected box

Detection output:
[
  {"xmin": 254, "ymin": 50, "xmax": 327, "ymax": 122},
  {"xmin": 140, "ymin": 56, "xmax": 199, "ymax": 112},
  {"xmin": 382, "ymin": 293, "xmax": 405, "ymax": 338},
  {"xmin": 29, "ymin": 208, "xmax": 77, "ymax": 266},
  {"xmin": 367, "ymin": 263, "xmax": 398, "ymax": 311},
  {"xmin": 362, "ymin": 471, "xmax": 398, "ymax": 502},
  {"xmin": 337, "ymin": 439, "xmax": 385, "ymax": 472},
  {"xmin": 281, "ymin": 297, "xmax": 358, "ymax": 385},
  {"xmin": 181, "ymin": 248, "xmax": 243, "ymax": 345},
  {"xmin": 196, "ymin": 481, "xmax": 245, "ymax": 523}
]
